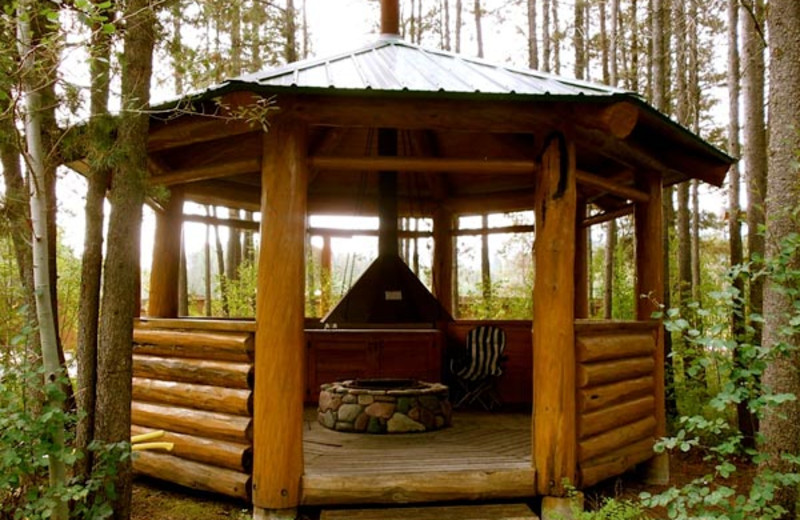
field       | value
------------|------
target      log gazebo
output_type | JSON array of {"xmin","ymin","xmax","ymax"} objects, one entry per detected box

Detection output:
[{"xmin": 112, "ymin": 2, "xmax": 733, "ymax": 518}]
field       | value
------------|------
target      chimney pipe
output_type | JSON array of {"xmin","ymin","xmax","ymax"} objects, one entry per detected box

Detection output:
[{"xmin": 380, "ymin": 0, "xmax": 400, "ymax": 37}]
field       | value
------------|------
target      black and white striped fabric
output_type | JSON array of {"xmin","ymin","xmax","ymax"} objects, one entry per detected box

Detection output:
[{"xmin": 452, "ymin": 325, "xmax": 507, "ymax": 382}]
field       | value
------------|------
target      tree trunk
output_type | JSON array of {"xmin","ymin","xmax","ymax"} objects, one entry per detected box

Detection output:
[
  {"xmin": 760, "ymin": 1, "xmax": 800, "ymax": 516},
  {"xmin": 473, "ymin": 0, "xmax": 483, "ymax": 58},
  {"xmin": 481, "ymin": 214, "xmax": 491, "ymax": 303},
  {"xmin": 284, "ymin": 0, "xmax": 297, "ymax": 63},
  {"xmin": 455, "ymin": 0, "xmax": 462, "ymax": 53},
  {"xmin": 75, "ymin": 2, "xmax": 113, "ymax": 481},
  {"xmin": 443, "ymin": 0, "xmax": 451, "ymax": 51},
  {"xmin": 542, "ymin": 0, "xmax": 550, "ymax": 72},
  {"xmin": 599, "ymin": 0, "xmax": 609, "ymax": 84},
  {"xmin": 226, "ymin": 208, "xmax": 242, "ymax": 282},
  {"xmin": 178, "ymin": 235, "xmax": 189, "ymax": 316},
  {"xmin": 94, "ymin": 1, "xmax": 156, "ymax": 517},
  {"xmin": 604, "ymin": 219, "xmax": 616, "ymax": 319},
  {"xmin": 0, "ymin": 101, "xmax": 41, "ymax": 371},
  {"xmin": 691, "ymin": 179, "xmax": 700, "ymax": 300},
  {"xmin": 609, "ymin": 0, "xmax": 618, "ymax": 85},
  {"xmin": 17, "ymin": 1, "xmax": 68, "ymax": 517},
  {"xmin": 551, "ymin": 0, "xmax": 560, "ymax": 74},
  {"xmin": 204, "ymin": 211, "xmax": 212, "ymax": 316},
  {"xmin": 212, "ymin": 207, "xmax": 229, "ymax": 316},
  {"xmin": 527, "ymin": 0, "xmax": 538, "ymax": 69},
  {"xmin": 743, "ymin": 0, "xmax": 766, "ymax": 348},
  {"xmin": 573, "ymin": 0, "xmax": 585, "ymax": 80},
  {"xmin": 628, "ymin": 0, "xmax": 638, "ymax": 90}
]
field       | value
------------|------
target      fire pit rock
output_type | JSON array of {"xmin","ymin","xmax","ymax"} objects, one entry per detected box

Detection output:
[{"xmin": 318, "ymin": 379, "xmax": 452, "ymax": 434}]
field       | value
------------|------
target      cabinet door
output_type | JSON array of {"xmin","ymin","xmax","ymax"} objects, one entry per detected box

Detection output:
[
  {"xmin": 378, "ymin": 333, "xmax": 442, "ymax": 383},
  {"xmin": 307, "ymin": 336, "xmax": 373, "ymax": 401}
]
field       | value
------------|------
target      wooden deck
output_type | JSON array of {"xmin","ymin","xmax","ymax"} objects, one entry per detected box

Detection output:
[{"xmin": 301, "ymin": 408, "xmax": 535, "ymax": 506}]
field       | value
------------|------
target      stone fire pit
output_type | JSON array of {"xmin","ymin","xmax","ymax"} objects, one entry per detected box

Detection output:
[{"xmin": 318, "ymin": 378, "xmax": 452, "ymax": 434}]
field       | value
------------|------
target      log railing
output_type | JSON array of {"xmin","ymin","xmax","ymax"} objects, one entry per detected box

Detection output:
[
  {"xmin": 574, "ymin": 320, "xmax": 660, "ymax": 487},
  {"xmin": 131, "ymin": 319, "xmax": 255, "ymax": 500}
]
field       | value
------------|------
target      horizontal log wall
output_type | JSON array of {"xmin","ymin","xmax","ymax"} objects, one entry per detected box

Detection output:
[
  {"xmin": 132, "ymin": 321, "xmax": 254, "ymax": 500},
  {"xmin": 574, "ymin": 321, "xmax": 659, "ymax": 487}
]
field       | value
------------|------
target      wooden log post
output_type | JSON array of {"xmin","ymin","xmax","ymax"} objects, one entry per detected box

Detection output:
[
  {"xmin": 148, "ymin": 186, "xmax": 184, "ymax": 317},
  {"xmin": 432, "ymin": 206, "xmax": 454, "ymax": 314},
  {"xmin": 634, "ymin": 172, "xmax": 668, "ymax": 484},
  {"xmin": 253, "ymin": 119, "xmax": 308, "ymax": 517},
  {"xmin": 574, "ymin": 198, "xmax": 589, "ymax": 319},
  {"xmin": 533, "ymin": 133, "xmax": 578, "ymax": 496}
]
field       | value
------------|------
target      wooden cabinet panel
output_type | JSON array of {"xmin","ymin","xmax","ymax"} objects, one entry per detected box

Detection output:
[{"xmin": 305, "ymin": 330, "xmax": 442, "ymax": 403}]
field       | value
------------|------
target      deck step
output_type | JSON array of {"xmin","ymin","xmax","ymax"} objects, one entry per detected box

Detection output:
[{"xmin": 320, "ymin": 503, "xmax": 538, "ymax": 520}]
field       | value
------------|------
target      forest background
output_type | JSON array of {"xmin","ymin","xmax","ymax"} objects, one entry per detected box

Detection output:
[{"xmin": 2, "ymin": 0, "xmax": 800, "ymax": 519}]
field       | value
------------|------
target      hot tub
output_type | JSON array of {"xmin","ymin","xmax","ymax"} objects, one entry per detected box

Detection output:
[{"xmin": 318, "ymin": 378, "xmax": 452, "ymax": 434}]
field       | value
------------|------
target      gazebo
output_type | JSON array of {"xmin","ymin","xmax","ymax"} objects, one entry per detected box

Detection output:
[{"xmin": 117, "ymin": 2, "xmax": 733, "ymax": 518}]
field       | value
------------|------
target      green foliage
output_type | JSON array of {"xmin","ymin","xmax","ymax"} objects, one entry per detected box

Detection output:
[
  {"xmin": 639, "ymin": 228, "xmax": 800, "ymax": 519},
  {"xmin": 576, "ymin": 497, "xmax": 651, "ymax": 520},
  {"xmin": 0, "ymin": 329, "xmax": 129, "ymax": 519},
  {"xmin": 217, "ymin": 258, "xmax": 258, "ymax": 317}
]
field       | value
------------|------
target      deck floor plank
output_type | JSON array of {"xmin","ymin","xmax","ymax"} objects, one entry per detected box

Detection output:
[{"xmin": 302, "ymin": 408, "xmax": 534, "ymax": 505}]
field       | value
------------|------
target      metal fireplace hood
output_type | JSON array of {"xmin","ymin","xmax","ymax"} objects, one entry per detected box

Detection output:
[{"xmin": 321, "ymin": 128, "xmax": 452, "ymax": 329}]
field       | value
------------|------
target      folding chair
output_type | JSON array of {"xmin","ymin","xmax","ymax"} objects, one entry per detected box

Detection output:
[{"xmin": 450, "ymin": 325, "xmax": 507, "ymax": 410}]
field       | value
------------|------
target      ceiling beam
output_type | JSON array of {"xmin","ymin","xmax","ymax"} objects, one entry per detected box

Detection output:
[
  {"xmin": 150, "ymin": 157, "xmax": 262, "ymax": 186},
  {"xmin": 582, "ymin": 204, "xmax": 635, "ymax": 227},
  {"xmin": 310, "ymin": 156, "xmax": 537, "ymax": 174}
]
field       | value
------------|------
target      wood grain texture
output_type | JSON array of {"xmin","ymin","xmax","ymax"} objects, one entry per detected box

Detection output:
[
  {"xmin": 133, "ymin": 450, "xmax": 250, "ymax": 500},
  {"xmin": 320, "ymin": 503, "xmax": 539, "ymax": 520},
  {"xmin": 578, "ymin": 416, "xmax": 657, "ymax": 462},
  {"xmin": 578, "ymin": 395, "xmax": 655, "ymax": 439},
  {"xmin": 135, "ymin": 318, "xmax": 256, "ymax": 332},
  {"xmin": 133, "ymin": 328, "xmax": 254, "ymax": 361},
  {"xmin": 132, "ymin": 401, "xmax": 252, "ymax": 443},
  {"xmin": 578, "ymin": 376, "xmax": 654, "ymax": 413},
  {"xmin": 578, "ymin": 436, "xmax": 655, "ymax": 487},
  {"xmin": 147, "ymin": 186, "xmax": 183, "ymax": 318},
  {"xmin": 576, "ymin": 333, "xmax": 656, "ymax": 363},
  {"xmin": 131, "ymin": 425, "xmax": 252, "ymax": 472},
  {"xmin": 532, "ymin": 134, "xmax": 577, "ymax": 496},
  {"xmin": 133, "ymin": 354, "xmax": 253, "ymax": 389},
  {"xmin": 132, "ymin": 377, "xmax": 252, "ymax": 415},
  {"xmin": 252, "ymin": 119, "xmax": 308, "ymax": 509},
  {"xmin": 577, "ymin": 356, "xmax": 655, "ymax": 388}
]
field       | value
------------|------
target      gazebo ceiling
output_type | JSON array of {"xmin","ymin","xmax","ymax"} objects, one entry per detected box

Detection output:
[{"xmin": 137, "ymin": 37, "xmax": 734, "ymax": 216}]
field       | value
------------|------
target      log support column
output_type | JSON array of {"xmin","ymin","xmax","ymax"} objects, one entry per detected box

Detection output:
[
  {"xmin": 574, "ymin": 198, "xmax": 589, "ymax": 319},
  {"xmin": 148, "ymin": 186, "xmax": 184, "ymax": 317},
  {"xmin": 432, "ymin": 206, "xmax": 454, "ymax": 314},
  {"xmin": 533, "ymin": 133, "xmax": 577, "ymax": 496},
  {"xmin": 253, "ymin": 119, "xmax": 308, "ymax": 518},
  {"xmin": 634, "ymin": 172, "xmax": 669, "ymax": 485}
]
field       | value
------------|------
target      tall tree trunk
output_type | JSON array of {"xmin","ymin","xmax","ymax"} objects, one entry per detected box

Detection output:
[
  {"xmin": 481, "ymin": 214, "xmax": 491, "ymax": 303},
  {"xmin": 609, "ymin": 0, "xmax": 618, "ymax": 85},
  {"xmin": 629, "ymin": 0, "xmax": 639, "ymax": 90},
  {"xmin": 230, "ymin": 0, "xmax": 242, "ymax": 74},
  {"xmin": 443, "ymin": 0, "xmax": 451, "ymax": 50},
  {"xmin": 302, "ymin": 0, "xmax": 309, "ymax": 58},
  {"xmin": 691, "ymin": 180, "xmax": 700, "ymax": 299},
  {"xmin": 743, "ymin": 0, "xmax": 766, "ymax": 349},
  {"xmin": 551, "ymin": 0, "xmax": 560, "ymax": 73},
  {"xmin": 0, "ymin": 104, "xmax": 41, "ymax": 370},
  {"xmin": 178, "ymin": 235, "xmax": 188, "ymax": 316},
  {"xmin": 760, "ymin": 1, "xmax": 800, "ymax": 515},
  {"xmin": 204, "ymin": 215, "xmax": 212, "ymax": 316},
  {"xmin": 17, "ymin": 2, "xmax": 68, "ymax": 517},
  {"xmin": 212, "ymin": 208, "xmax": 229, "ymax": 316},
  {"xmin": 542, "ymin": 0, "xmax": 550, "ymax": 72},
  {"xmin": 285, "ymin": 0, "xmax": 297, "ymax": 63},
  {"xmin": 599, "ymin": 0, "xmax": 609, "ymax": 84},
  {"xmin": 651, "ymin": 0, "xmax": 677, "ymax": 419},
  {"xmin": 95, "ymin": 1, "xmax": 156, "ymax": 517},
  {"xmin": 527, "ymin": 0, "xmax": 538, "ymax": 68},
  {"xmin": 473, "ymin": 0, "xmax": 483, "ymax": 58},
  {"xmin": 75, "ymin": 1, "xmax": 113, "ymax": 481},
  {"xmin": 604, "ymin": 219, "xmax": 616, "ymax": 319},
  {"xmin": 226, "ymin": 208, "xmax": 242, "ymax": 282},
  {"xmin": 455, "ymin": 0, "xmax": 462, "ymax": 53},
  {"xmin": 573, "ymin": 0, "xmax": 585, "ymax": 79}
]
